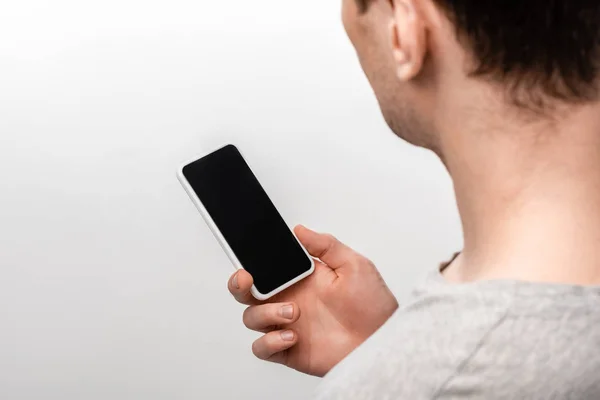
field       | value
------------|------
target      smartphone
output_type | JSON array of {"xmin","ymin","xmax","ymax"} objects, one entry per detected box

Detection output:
[{"xmin": 177, "ymin": 144, "xmax": 315, "ymax": 300}]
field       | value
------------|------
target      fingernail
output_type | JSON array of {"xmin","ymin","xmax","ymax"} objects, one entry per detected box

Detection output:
[
  {"xmin": 281, "ymin": 330, "xmax": 295, "ymax": 341},
  {"xmin": 232, "ymin": 272, "xmax": 239, "ymax": 289},
  {"xmin": 280, "ymin": 305, "xmax": 294, "ymax": 320}
]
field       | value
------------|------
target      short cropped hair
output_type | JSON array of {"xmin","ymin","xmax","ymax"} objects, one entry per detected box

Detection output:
[{"xmin": 356, "ymin": 0, "xmax": 600, "ymax": 108}]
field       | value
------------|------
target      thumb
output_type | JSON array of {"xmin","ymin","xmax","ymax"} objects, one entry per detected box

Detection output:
[{"xmin": 294, "ymin": 225, "xmax": 354, "ymax": 270}]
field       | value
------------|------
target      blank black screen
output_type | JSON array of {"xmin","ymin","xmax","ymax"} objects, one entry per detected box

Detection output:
[{"xmin": 182, "ymin": 145, "xmax": 312, "ymax": 295}]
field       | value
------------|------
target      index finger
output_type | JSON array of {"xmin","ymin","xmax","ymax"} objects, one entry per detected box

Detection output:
[{"xmin": 228, "ymin": 269, "xmax": 260, "ymax": 305}]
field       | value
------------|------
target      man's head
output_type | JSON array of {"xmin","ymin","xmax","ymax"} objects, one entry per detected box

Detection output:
[{"xmin": 342, "ymin": 0, "xmax": 600, "ymax": 152}]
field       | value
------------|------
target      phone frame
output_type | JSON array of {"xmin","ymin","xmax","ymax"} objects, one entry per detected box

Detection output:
[{"xmin": 177, "ymin": 144, "xmax": 315, "ymax": 301}]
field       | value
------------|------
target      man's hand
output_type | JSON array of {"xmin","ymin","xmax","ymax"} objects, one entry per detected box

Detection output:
[{"xmin": 227, "ymin": 225, "xmax": 399, "ymax": 377}]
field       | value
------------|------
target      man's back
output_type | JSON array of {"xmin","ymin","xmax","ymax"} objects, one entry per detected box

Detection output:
[{"xmin": 316, "ymin": 267, "xmax": 600, "ymax": 399}]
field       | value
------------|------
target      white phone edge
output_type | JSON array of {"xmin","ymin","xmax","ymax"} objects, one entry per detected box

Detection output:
[{"xmin": 176, "ymin": 144, "xmax": 315, "ymax": 301}]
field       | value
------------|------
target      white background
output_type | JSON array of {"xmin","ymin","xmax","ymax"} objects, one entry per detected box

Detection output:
[{"xmin": 0, "ymin": 1, "xmax": 461, "ymax": 399}]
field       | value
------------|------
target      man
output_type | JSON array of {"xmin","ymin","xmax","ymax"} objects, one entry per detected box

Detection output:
[{"xmin": 228, "ymin": 0, "xmax": 600, "ymax": 398}]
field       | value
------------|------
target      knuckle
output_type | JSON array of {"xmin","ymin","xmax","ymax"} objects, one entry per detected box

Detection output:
[
  {"xmin": 264, "ymin": 332, "xmax": 278, "ymax": 349},
  {"xmin": 234, "ymin": 293, "xmax": 245, "ymax": 305},
  {"xmin": 258, "ymin": 304, "xmax": 271, "ymax": 321},
  {"xmin": 353, "ymin": 252, "xmax": 366, "ymax": 264},
  {"xmin": 324, "ymin": 233, "xmax": 337, "ymax": 243},
  {"xmin": 347, "ymin": 252, "xmax": 368, "ymax": 271},
  {"xmin": 320, "ymin": 234, "xmax": 338, "ymax": 257}
]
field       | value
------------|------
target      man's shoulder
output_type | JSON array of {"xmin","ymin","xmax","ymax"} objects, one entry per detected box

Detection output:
[
  {"xmin": 315, "ymin": 279, "xmax": 600, "ymax": 400},
  {"xmin": 315, "ymin": 284, "xmax": 514, "ymax": 400}
]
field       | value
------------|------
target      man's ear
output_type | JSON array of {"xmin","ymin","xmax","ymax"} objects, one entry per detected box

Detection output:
[{"xmin": 388, "ymin": 0, "xmax": 427, "ymax": 81}]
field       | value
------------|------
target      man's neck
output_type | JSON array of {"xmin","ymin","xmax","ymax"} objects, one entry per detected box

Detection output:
[{"xmin": 441, "ymin": 102, "xmax": 600, "ymax": 285}]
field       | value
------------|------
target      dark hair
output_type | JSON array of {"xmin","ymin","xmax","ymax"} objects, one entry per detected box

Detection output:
[{"xmin": 356, "ymin": 0, "xmax": 600, "ymax": 108}]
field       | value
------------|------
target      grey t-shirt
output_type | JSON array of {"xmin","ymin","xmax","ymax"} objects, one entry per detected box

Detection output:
[{"xmin": 315, "ymin": 267, "xmax": 600, "ymax": 399}]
